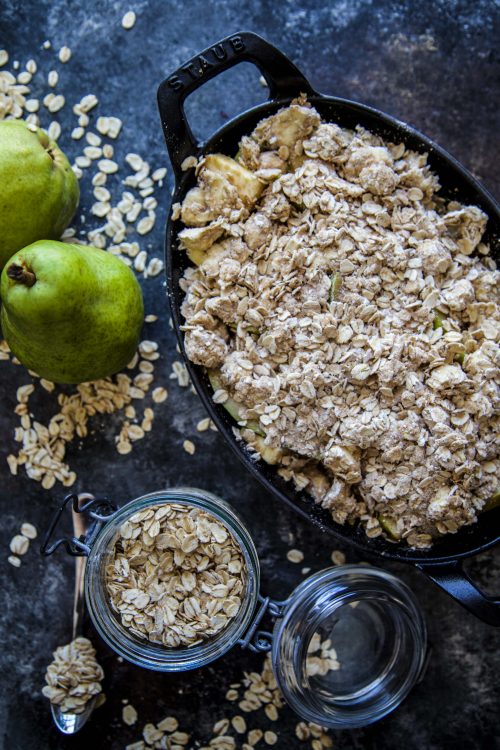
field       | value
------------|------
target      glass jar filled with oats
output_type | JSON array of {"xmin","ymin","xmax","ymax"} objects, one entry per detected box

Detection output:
[
  {"xmin": 44, "ymin": 488, "xmax": 427, "ymax": 728},
  {"xmin": 84, "ymin": 488, "xmax": 260, "ymax": 672}
]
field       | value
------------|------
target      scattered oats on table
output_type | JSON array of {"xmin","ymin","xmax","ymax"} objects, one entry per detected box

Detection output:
[
  {"xmin": 213, "ymin": 718, "xmax": 230, "ymax": 735},
  {"xmin": 231, "ymin": 715, "xmax": 247, "ymax": 734},
  {"xmin": 139, "ymin": 340, "xmax": 158, "ymax": 356},
  {"xmin": 197, "ymin": 417, "xmax": 211, "ymax": 432},
  {"xmin": 117, "ymin": 439, "xmax": 133, "ymax": 455},
  {"xmin": 122, "ymin": 703, "xmax": 138, "ymax": 725},
  {"xmin": 137, "ymin": 215, "xmax": 155, "ymax": 235},
  {"xmin": 265, "ymin": 704, "xmax": 279, "ymax": 721},
  {"xmin": 264, "ymin": 730, "xmax": 278, "ymax": 745},
  {"xmin": 152, "ymin": 386, "xmax": 168, "ymax": 403},
  {"xmin": 126, "ymin": 152, "xmax": 143, "ymax": 171},
  {"xmin": 247, "ymin": 728, "xmax": 264, "ymax": 745},
  {"xmin": 48, "ymin": 121, "xmax": 61, "ymax": 140},
  {"xmin": 10, "ymin": 534, "xmax": 29, "ymax": 556},
  {"xmin": 286, "ymin": 548, "xmax": 304, "ymax": 563},
  {"xmin": 7, "ymin": 344, "xmax": 163, "ymax": 487},
  {"xmin": 47, "ymin": 94, "xmax": 65, "ymax": 113},
  {"xmin": 170, "ymin": 360, "xmax": 190, "ymax": 387},
  {"xmin": 124, "ymin": 649, "xmax": 333, "ymax": 749},
  {"xmin": 48, "ymin": 69, "xmax": 58, "ymax": 87},
  {"xmin": 143, "ymin": 723, "xmax": 163, "ymax": 745},
  {"xmin": 58, "ymin": 46, "xmax": 71, "ymax": 63},
  {"xmin": 183, "ymin": 439, "xmax": 196, "ymax": 455},
  {"xmin": 134, "ymin": 250, "xmax": 147, "ymax": 272},
  {"xmin": 122, "ymin": 11, "xmax": 137, "ymax": 29},
  {"xmin": 144, "ymin": 257, "xmax": 163, "ymax": 277},
  {"xmin": 21, "ymin": 522, "xmax": 37, "ymax": 539},
  {"xmin": 152, "ymin": 166, "xmax": 167, "ymax": 183},
  {"xmin": 98, "ymin": 158, "xmax": 118, "ymax": 174},
  {"xmin": 157, "ymin": 716, "xmax": 179, "ymax": 732},
  {"xmin": 331, "ymin": 549, "xmax": 346, "ymax": 566},
  {"xmin": 25, "ymin": 98, "xmax": 39, "ymax": 113}
]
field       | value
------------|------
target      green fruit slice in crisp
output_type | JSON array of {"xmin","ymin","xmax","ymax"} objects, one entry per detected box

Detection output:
[
  {"xmin": 432, "ymin": 312, "xmax": 448, "ymax": 330},
  {"xmin": 482, "ymin": 489, "xmax": 500, "ymax": 513},
  {"xmin": 203, "ymin": 154, "xmax": 265, "ymax": 207},
  {"xmin": 378, "ymin": 515, "xmax": 401, "ymax": 541},
  {"xmin": 251, "ymin": 435, "xmax": 284, "ymax": 465},
  {"xmin": 207, "ymin": 369, "xmax": 264, "ymax": 436},
  {"xmin": 329, "ymin": 273, "xmax": 342, "ymax": 303}
]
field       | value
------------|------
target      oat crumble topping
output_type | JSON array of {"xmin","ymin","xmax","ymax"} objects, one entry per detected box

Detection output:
[{"xmin": 178, "ymin": 98, "xmax": 499, "ymax": 548}]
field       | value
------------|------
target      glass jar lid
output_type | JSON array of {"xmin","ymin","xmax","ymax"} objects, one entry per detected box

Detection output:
[{"xmin": 271, "ymin": 565, "xmax": 427, "ymax": 729}]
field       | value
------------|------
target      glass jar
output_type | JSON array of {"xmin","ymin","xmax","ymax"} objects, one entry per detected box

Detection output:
[
  {"xmin": 43, "ymin": 487, "xmax": 427, "ymax": 729},
  {"xmin": 271, "ymin": 566, "xmax": 427, "ymax": 728},
  {"xmin": 85, "ymin": 488, "xmax": 260, "ymax": 671}
]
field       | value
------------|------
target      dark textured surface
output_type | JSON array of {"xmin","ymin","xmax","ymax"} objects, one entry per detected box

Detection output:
[{"xmin": 0, "ymin": 2, "xmax": 499, "ymax": 749}]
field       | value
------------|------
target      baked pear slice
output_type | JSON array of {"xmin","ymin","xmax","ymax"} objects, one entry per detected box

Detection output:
[
  {"xmin": 203, "ymin": 154, "xmax": 265, "ymax": 207},
  {"xmin": 378, "ymin": 515, "xmax": 401, "ymax": 541},
  {"xmin": 178, "ymin": 222, "xmax": 225, "ymax": 265},
  {"xmin": 207, "ymin": 369, "xmax": 264, "ymax": 436},
  {"xmin": 483, "ymin": 489, "xmax": 500, "ymax": 513},
  {"xmin": 251, "ymin": 434, "xmax": 284, "ymax": 465},
  {"xmin": 253, "ymin": 104, "xmax": 320, "ymax": 149}
]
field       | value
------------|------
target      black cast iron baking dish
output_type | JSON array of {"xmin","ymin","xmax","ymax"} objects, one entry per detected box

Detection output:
[{"xmin": 158, "ymin": 31, "xmax": 500, "ymax": 625}]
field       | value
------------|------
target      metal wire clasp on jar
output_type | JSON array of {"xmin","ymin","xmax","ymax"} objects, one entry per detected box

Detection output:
[{"xmin": 42, "ymin": 487, "xmax": 427, "ymax": 729}]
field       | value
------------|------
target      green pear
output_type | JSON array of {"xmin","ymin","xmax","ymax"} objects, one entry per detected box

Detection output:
[
  {"xmin": 0, "ymin": 120, "xmax": 79, "ymax": 270},
  {"xmin": 1, "ymin": 240, "xmax": 144, "ymax": 383}
]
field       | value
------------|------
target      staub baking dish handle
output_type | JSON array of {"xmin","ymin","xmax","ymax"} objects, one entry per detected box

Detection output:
[
  {"xmin": 157, "ymin": 30, "xmax": 315, "ymax": 179},
  {"xmin": 417, "ymin": 560, "xmax": 500, "ymax": 626}
]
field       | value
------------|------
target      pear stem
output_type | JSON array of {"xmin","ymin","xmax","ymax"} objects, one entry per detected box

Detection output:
[{"xmin": 7, "ymin": 263, "xmax": 36, "ymax": 287}]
